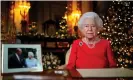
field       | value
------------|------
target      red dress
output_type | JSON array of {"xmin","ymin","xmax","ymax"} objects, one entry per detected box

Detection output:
[{"xmin": 66, "ymin": 39, "xmax": 117, "ymax": 69}]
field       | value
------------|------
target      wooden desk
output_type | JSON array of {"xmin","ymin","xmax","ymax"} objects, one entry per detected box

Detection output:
[
  {"xmin": 2, "ymin": 69, "xmax": 133, "ymax": 80},
  {"xmin": 2, "ymin": 70, "xmax": 69, "ymax": 80}
]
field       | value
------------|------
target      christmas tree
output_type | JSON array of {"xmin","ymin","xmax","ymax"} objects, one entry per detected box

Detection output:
[
  {"xmin": 100, "ymin": 1, "xmax": 133, "ymax": 68},
  {"xmin": 56, "ymin": 17, "xmax": 69, "ymax": 38}
]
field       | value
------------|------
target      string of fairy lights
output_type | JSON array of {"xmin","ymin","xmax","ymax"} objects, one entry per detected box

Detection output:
[{"xmin": 100, "ymin": 1, "xmax": 133, "ymax": 68}]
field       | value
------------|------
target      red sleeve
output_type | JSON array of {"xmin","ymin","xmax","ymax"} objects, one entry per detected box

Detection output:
[
  {"xmin": 107, "ymin": 41, "xmax": 117, "ymax": 68},
  {"xmin": 66, "ymin": 40, "xmax": 78, "ymax": 69}
]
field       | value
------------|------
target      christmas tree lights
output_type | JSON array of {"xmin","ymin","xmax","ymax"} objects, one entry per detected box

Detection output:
[{"xmin": 100, "ymin": 1, "xmax": 133, "ymax": 68}]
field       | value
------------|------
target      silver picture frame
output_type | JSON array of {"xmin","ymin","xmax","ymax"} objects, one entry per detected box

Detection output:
[{"xmin": 2, "ymin": 44, "xmax": 43, "ymax": 73}]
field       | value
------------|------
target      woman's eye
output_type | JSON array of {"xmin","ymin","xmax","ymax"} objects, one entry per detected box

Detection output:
[
  {"xmin": 85, "ymin": 25, "xmax": 88, "ymax": 27},
  {"xmin": 91, "ymin": 25, "xmax": 95, "ymax": 27}
]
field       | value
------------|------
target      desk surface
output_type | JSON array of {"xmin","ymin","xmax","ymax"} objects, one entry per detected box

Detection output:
[
  {"xmin": 2, "ymin": 70, "xmax": 69, "ymax": 80},
  {"xmin": 2, "ymin": 69, "xmax": 133, "ymax": 80},
  {"xmin": 76, "ymin": 68, "xmax": 133, "ymax": 77}
]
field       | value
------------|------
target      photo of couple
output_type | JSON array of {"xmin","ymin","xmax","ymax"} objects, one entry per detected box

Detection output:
[{"xmin": 8, "ymin": 48, "xmax": 38, "ymax": 69}]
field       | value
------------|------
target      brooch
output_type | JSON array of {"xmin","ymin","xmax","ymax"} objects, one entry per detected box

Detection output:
[{"xmin": 79, "ymin": 42, "xmax": 83, "ymax": 46}]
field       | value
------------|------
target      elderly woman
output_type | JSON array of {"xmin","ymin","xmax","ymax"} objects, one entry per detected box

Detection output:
[
  {"xmin": 66, "ymin": 12, "xmax": 117, "ymax": 69},
  {"xmin": 25, "ymin": 52, "xmax": 38, "ymax": 68}
]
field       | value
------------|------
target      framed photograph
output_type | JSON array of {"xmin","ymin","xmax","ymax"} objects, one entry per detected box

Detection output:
[{"xmin": 2, "ymin": 44, "xmax": 43, "ymax": 73}]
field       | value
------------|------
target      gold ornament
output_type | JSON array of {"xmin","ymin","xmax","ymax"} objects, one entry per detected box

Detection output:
[
  {"xmin": 130, "ymin": 60, "xmax": 132, "ymax": 64},
  {"xmin": 130, "ymin": 46, "xmax": 133, "ymax": 52},
  {"xmin": 121, "ymin": 66, "xmax": 124, "ymax": 68},
  {"xmin": 118, "ymin": 58, "xmax": 122, "ymax": 62},
  {"xmin": 125, "ymin": 59, "xmax": 129, "ymax": 63},
  {"xmin": 126, "ymin": 52, "xmax": 131, "ymax": 56},
  {"xmin": 125, "ymin": 65, "xmax": 127, "ymax": 67}
]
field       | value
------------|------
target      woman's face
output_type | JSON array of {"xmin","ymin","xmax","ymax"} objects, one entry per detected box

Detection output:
[
  {"xmin": 81, "ymin": 18, "xmax": 98, "ymax": 39},
  {"xmin": 29, "ymin": 55, "xmax": 33, "ymax": 59}
]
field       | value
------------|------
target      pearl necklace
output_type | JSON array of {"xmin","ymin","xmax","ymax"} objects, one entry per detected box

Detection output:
[
  {"xmin": 83, "ymin": 37, "xmax": 101, "ymax": 48},
  {"xmin": 88, "ymin": 43, "xmax": 96, "ymax": 48}
]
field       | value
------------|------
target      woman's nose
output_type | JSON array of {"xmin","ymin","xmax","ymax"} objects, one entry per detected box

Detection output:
[{"xmin": 88, "ymin": 26, "xmax": 92, "ymax": 31}]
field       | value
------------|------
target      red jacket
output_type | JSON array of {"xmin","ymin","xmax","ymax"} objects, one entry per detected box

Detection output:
[{"xmin": 66, "ymin": 39, "xmax": 117, "ymax": 69}]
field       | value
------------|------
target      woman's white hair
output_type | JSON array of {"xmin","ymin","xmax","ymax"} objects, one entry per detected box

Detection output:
[
  {"xmin": 28, "ymin": 52, "xmax": 34, "ymax": 57},
  {"xmin": 78, "ymin": 12, "xmax": 103, "ymax": 29}
]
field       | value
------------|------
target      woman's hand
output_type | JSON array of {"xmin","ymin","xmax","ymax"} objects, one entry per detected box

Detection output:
[{"xmin": 57, "ymin": 65, "xmax": 66, "ymax": 69}]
